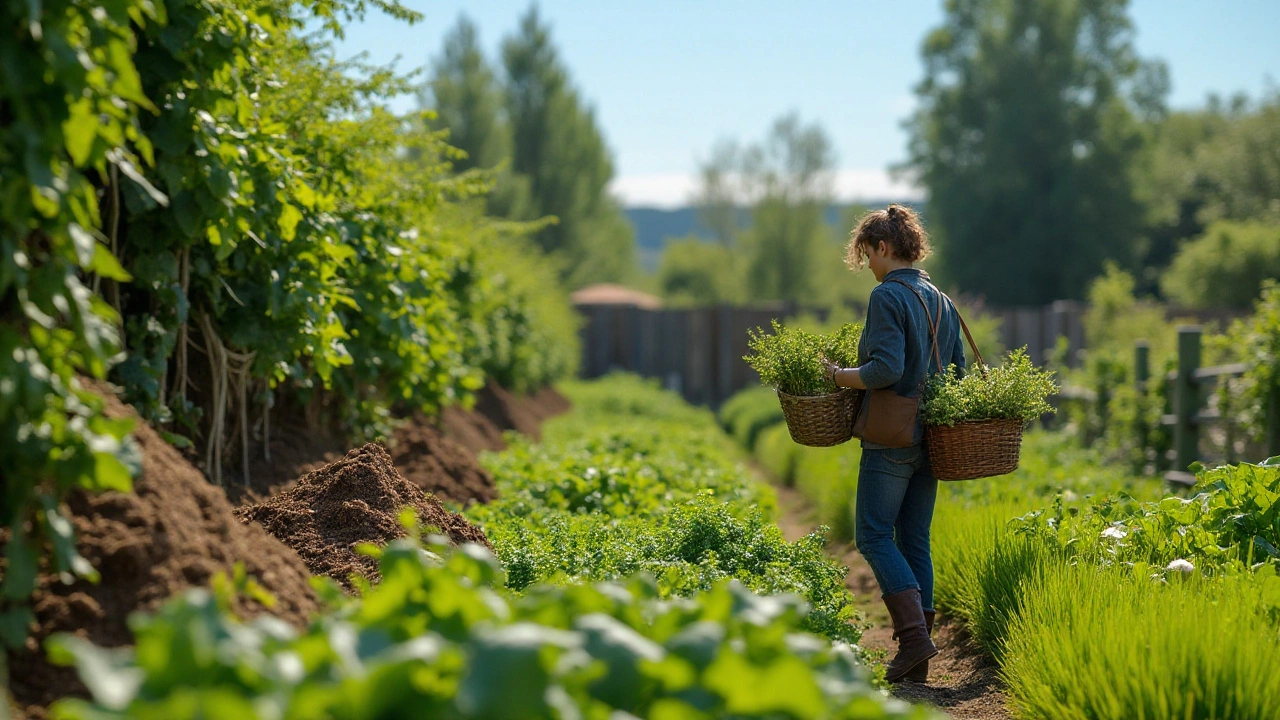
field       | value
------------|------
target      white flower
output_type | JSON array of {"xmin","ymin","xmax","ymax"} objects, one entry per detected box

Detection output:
[
  {"xmin": 1167, "ymin": 558, "xmax": 1195, "ymax": 574},
  {"xmin": 1101, "ymin": 526, "xmax": 1127, "ymax": 540}
]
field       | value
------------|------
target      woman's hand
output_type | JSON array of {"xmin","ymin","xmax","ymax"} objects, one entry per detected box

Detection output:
[{"xmin": 822, "ymin": 359, "xmax": 841, "ymax": 388}]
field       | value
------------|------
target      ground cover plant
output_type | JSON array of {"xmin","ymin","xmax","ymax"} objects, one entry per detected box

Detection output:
[
  {"xmin": 467, "ymin": 375, "xmax": 861, "ymax": 644},
  {"xmin": 744, "ymin": 321, "xmax": 861, "ymax": 396},
  {"xmin": 718, "ymin": 386, "xmax": 785, "ymax": 451},
  {"xmin": 48, "ymin": 535, "xmax": 941, "ymax": 720}
]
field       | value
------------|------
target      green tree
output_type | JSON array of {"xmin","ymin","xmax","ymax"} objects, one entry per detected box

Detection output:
[
  {"xmin": 689, "ymin": 114, "xmax": 836, "ymax": 305},
  {"xmin": 656, "ymin": 237, "xmax": 743, "ymax": 306},
  {"xmin": 1137, "ymin": 91, "xmax": 1280, "ymax": 291},
  {"xmin": 1161, "ymin": 221, "xmax": 1280, "ymax": 309},
  {"xmin": 905, "ymin": 0, "xmax": 1165, "ymax": 304},
  {"xmin": 425, "ymin": 16, "xmax": 529, "ymax": 217},
  {"xmin": 741, "ymin": 114, "xmax": 835, "ymax": 304},
  {"xmin": 501, "ymin": 7, "xmax": 635, "ymax": 287}
]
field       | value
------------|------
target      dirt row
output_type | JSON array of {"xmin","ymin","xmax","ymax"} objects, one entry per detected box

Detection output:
[{"xmin": 4, "ymin": 382, "xmax": 568, "ymax": 720}]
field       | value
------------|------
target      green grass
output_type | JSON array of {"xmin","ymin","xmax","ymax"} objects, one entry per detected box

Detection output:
[{"xmin": 1003, "ymin": 563, "xmax": 1280, "ymax": 720}]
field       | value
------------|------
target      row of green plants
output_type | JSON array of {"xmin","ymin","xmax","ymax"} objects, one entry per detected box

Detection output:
[
  {"xmin": 2, "ymin": 0, "xmax": 579, "ymax": 650},
  {"xmin": 44, "ymin": 376, "xmax": 943, "ymax": 719},
  {"xmin": 49, "ymin": 532, "xmax": 938, "ymax": 720},
  {"xmin": 935, "ymin": 459, "xmax": 1280, "ymax": 719},
  {"xmin": 467, "ymin": 376, "xmax": 860, "ymax": 645}
]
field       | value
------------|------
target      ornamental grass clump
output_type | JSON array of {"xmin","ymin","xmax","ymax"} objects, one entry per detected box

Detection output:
[
  {"xmin": 922, "ymin": 348, "xmax": 1058, "ymax": 426},
  {"xmin": 744, "ymin": 320, "xmax": 862, "ymax": 396}
]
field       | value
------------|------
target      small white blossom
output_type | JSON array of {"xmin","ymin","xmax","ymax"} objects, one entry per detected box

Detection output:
[
  {"xmin": 1167, "ymin": 558, "xmax": 1195, "ymax": 574},
  {"xmin": 1101, "ymin": 526, "xmax": 1127, "ymax": 540}
]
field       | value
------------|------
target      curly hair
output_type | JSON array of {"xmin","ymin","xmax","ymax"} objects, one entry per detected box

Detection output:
[{"xmin": 844, "ymin": 204, "xmax": 932, "ymax": 270}]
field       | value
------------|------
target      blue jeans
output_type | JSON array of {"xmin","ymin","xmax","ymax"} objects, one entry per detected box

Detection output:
[{"xmin": 854, "ymin": 445, "xmax": 938, "ymax": 611}]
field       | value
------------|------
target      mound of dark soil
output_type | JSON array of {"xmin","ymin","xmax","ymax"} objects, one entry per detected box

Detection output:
[
  {"xmin": 441, "ymin": 382, "xmax": 571, "ymax": 454},
  {"xmin": 5, "ymin": 384, "xmax": 320, "ymax": 720},
  {"xmin": 236, "ymin": 443, "xmax": 491, "ymax": 589},
  {"xmin": 390, "ymin": 417, "xmax": 496, "ymax": 504}
]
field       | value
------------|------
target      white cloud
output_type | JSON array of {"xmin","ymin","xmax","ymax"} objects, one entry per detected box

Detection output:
[{"xmin": 610, "ymin": 168, "xmax": 924, "ymax": 209}]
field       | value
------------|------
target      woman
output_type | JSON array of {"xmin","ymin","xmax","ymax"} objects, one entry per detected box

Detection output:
[{"xmin": 823, "ymin": 205, "xmax": 966, "ymax": 684}]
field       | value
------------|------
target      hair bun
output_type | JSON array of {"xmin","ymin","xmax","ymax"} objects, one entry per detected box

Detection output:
[{"xmin": 886, "ymin": 205, "xmax": 901, "ymax": 221}]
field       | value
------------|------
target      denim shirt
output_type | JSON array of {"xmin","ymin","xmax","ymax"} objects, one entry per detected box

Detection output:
[{"xmin": 858, "ymin": 268, "xmax": 967, "ymax": 448}]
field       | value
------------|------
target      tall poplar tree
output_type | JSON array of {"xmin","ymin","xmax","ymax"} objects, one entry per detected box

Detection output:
[{"xmin": 501, "ymin": 7, "xmax": 635, "ymax": 287}]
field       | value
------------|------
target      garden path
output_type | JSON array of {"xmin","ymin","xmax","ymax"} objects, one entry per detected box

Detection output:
[{"xmin": 771, "ymin": 482, "xmax": 1011, "ymax": 720}]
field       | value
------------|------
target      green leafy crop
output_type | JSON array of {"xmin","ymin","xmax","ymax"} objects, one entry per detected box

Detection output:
[
  {"xmin": 469, "ymin": 376, "xmax": 861, "ymax": 644},
  {"xmin": 744, "ymin": 321, "xmax": 862, "ymax": 396},
  {"xmin": 50, "ymin": 540, "xmax": 939, "ymax": 720},
  {"xmin": 922, "ymin": 348, "xmax": 1058, "ymax": 426}
]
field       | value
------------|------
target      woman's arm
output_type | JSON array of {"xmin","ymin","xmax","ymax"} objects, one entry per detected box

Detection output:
[
  {"xmin": 823, "ymin": 288, "xmax": 906, "ymax": 391},
  {"xmin": 834, "ymin": 366, "xmax": 868, "ymax": 390}
]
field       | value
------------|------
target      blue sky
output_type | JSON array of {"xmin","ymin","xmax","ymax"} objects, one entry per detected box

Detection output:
[{"xmin": 332, "ymin": 1, "xmax": 1280, "ymax": 207}]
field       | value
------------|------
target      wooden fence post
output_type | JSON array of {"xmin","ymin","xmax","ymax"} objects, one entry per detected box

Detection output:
[
  {"xmin": 1171, "ymin": 326, "xmax": 1202, "ymax": 480},
  {"xmin": 1134, "ymin": 340, "xmax": 1150, "ymax": 467}
]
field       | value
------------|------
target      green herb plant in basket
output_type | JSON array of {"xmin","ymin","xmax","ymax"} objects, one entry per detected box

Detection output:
[
  {"xmin": 921, "ymin": 348, "xmax": 1058, "ymax": 480},
  {"xmin": 744, "ymin": 321, "xmax": 862, "ymax": 447}
]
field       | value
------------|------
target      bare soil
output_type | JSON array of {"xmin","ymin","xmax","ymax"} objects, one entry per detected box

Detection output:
[
  {"xmin": 771, "ymin": 482, "xmax": 1011, "ymax": 720},
  {"xmin": 236, "ymin": 443, "xmax": 492, "ymax": 589},
  {"xmin": 4, "ymin": 384, "xmax": 320, "ymax": 720}
]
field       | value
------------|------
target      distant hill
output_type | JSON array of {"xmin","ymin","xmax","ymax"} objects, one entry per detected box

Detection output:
[{"xmin": 625, "ymin": 201, "xmax": 917, "ymax": 271}]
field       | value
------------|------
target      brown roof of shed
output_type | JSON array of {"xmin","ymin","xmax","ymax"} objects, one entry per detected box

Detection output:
[{"xmin": 570, "ymin": 283, "xmax": 663, "ymax": 309}]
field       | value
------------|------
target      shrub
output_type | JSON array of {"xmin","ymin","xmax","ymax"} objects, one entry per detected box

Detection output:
[
  {"xmin": 1162, "ymin": 220, "xmax": 1280, "ymax": 309},
  {"xmin": 718, "ymin": 386, "xmax": 785, "ymax": 451}
]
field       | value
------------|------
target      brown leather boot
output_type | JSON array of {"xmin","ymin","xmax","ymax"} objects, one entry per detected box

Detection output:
[
  {"xmin": 904, "ymin": 609, "xmax": 936, "ymax": 683},
  {"xmin": 882, "ymin": 589, "xmax": 938, "ymax": 683}
]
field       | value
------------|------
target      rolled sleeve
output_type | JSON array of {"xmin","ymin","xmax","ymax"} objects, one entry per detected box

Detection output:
[{"xmin": 859, "ymin": 288, "xmax": 906, "ymax": 390}]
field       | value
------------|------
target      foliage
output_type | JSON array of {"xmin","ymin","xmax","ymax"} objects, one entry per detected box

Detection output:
[
  {"xmin": 1012, "ymin": 459, "xmax": 1280, "ymax": 576},
  {"xmin": 905, "ymin": 0, "xmax": 1164, "ymax": 303},
  {"xmin": 690, "ymin": 115, "xmax": 836, "ymax": 305},
  {"xmin": 657, "ymin": 237, "xmax": 745, "ymax": 307},
  {"xmin": 50, "ymin": 539, "xmax": 941, "ymax": 720},
  {"xmin": 921, "ymin": 349, "xmax": 1058, "ymax": 426},
  {"xmin": 718, "ymin": 386, "xmax": 784, "ymax": 451},
  {"xmin": 744, "ymin": 321, "xmax": 862, "ymax": 397},
  {"xmin": 1162, "ymin": 221, "xmax": 1280, "ymax": 309},
  {"xmin": 930, "ymin": 450, "xmax": 1280, "ymax": 719},
  {"xmin": 0, "ymin": 0, "xmax": 157, "ymax": 649},
  {"xmin": 1003, "ymin": 563, "xmax": 1280, "ymax": 720},
  {"xmin": 500, "ymin": 8, "xmax": 637, "ymax": 287},
  {"xmin": 1, "ymin": 0, "xmax": 582, "ymax": 653},
  {"xmin": 1211, "ymin": 281, "xmax": 1280, "ymax": 445},
  {"xmin": 468, "ymin": 378, "xmax": 860, "ymax": 644},
  {"xmin": 1137, "ymin": 91, "xmax": 1280, "ymax": 283}
]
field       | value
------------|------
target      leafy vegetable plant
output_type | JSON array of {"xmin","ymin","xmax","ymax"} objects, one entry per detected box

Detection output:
[
  {"xmin": 922, "ymin": 348, "xmax": 1058, "ymax": 426},
  {"xmin": 50, "ymin": 539, "xmax": 940, "ymax": 720},
  {"xmin": 744, "ymin": 321, "xmax": 862, "ymax": 396}
]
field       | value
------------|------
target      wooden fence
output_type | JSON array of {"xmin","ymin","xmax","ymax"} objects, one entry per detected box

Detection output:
[
  {"xmin": 1060, "ymin": 326, "xmax": 1280, "ymax": 486},
  {"xmin": 575, "ymin": 304, "xmax": 788, "ymax": 408}
]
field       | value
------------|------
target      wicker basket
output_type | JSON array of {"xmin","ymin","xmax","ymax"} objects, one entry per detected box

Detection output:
[
  {"xmin": 925, "ymin": 418, "xmax": 1025, "ymax": 481},
  {"xmin": 776, "ymin": 388, "xmax": 858, "ymax": 447}
]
